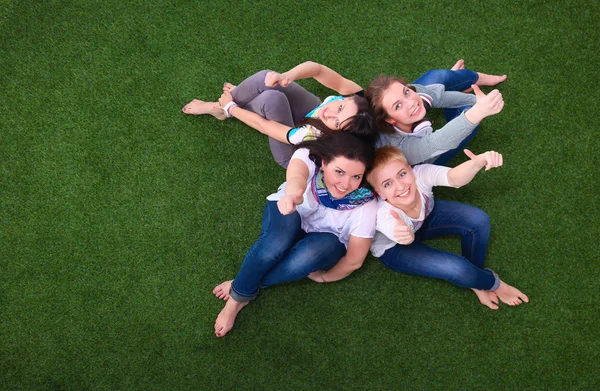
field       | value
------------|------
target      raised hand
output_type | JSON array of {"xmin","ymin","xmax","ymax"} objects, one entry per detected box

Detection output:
[
  {"xmin": 264, "ymin": 71, "xmax": 293, "ymax": 88},
  {"xmin": 218, "ymin": 90, "xmax": 234, "ymax": 107},
  {"xmin": 472, "ymin": 85, "xmax": 504, "ymax": 116},
  {"xmin": 277, "ymin": 189, "xmax": 304, "ymax": 215},
  {"xmin": 463, "ymin": 149, "xmax": 503, "ymax": 171},
  {"xmin": 390, "ymin": 209, "xmax": 414, "ymax": 245}
]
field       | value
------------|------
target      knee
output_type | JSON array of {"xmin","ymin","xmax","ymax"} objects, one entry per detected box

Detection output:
[{"xmin": 469, "ymin": 207, "xmax": 491, "ymax": 230}]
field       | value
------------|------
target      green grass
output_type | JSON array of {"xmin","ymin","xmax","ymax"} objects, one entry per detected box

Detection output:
[{"xmin": 1, "ymin": 0, "xmax": 599, "ymax": 390}]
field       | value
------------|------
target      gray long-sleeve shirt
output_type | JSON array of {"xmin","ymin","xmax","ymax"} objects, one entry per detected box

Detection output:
[{"xmin": 376, "ymin": 83, "xmax": 477, "ymax": 165}]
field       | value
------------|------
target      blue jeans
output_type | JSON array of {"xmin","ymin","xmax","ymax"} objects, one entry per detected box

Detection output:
[
  {"xmin": 413, "ymin": 69, "xmax": 480, "ymax": 166},
  {"xmin": 378, "ymin": 200, "xmax": 499, "ymax": 291},
  {"xmin": 230, "ymin": 201, "xmax": 346, "ymax": 302}
]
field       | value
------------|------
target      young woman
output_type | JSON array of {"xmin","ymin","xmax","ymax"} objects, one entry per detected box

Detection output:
[
  {"xmin": 213, "ymin": 132, "xmax": 378, "ymax": 337},
  {"xmin": 367, "ymin": 146, "xmax": 528, "ymax": 310},
  {"xmin": 182, "ymin": 62, "xmax": 376, "ymax": 168},
  {"xmin": 366, "ymin": 60, "xmax": 507, "ymax": 166}
]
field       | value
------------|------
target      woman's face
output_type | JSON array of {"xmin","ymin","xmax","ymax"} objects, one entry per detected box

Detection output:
[
  {"xmin": 319, "ymin": 97, "xmax": 358, "ymax": 130},
  {"xmin": 372, "ymin": 159, "xmax": 417, "ymax": 208},
  {"xmin": 321, "ymin": 156, "xmax": 366, "ymax": 199},
  {"xmin": 381, "ymin": 82, "xmax": 426, "ymax": 132}
]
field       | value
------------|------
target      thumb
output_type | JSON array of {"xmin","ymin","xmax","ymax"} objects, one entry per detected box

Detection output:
[
  {"xmin": 471, "ymin": 84, "xmax": 484, "ymax": 97},
  {"xmin": 390, "ymin": 209, "xmax": 405, "ymax": 224},
  {"xmin": 464, "ymin": 149, "xmax": 477, "ymax": 160}
]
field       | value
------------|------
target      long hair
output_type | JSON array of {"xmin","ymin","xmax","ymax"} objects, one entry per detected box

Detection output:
[
  {"xmin": 295, "ymin": 131, "xmax": 375, "ymax": 188},
  {"xmin": 365, "ymin": 75, "xmax": 415, "ymax": 135},
  {"xmin": 296, "ymin": 95, "xmax": 377, "ymax": 145}
]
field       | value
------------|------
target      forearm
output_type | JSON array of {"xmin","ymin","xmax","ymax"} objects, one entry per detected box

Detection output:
[
  {"xmin": 447, "ymin": 160, "xmax": 483, "ymax": 187},
  {"xmin": 321, "ymin": 255, "xmax": 362, "ymax": 282},
  {"xmin": 230, "ymin": 106, "xmax": 291, "ymax": 144},
  {"xmin": 285, "ymin": 61, "xmax": 362, "ymax": 95},
  {"xmin": 321, "ymin": 237, "xmax": 371, "ymax": 282}
]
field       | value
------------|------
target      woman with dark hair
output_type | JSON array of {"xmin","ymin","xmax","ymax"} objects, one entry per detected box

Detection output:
[
  {"xmin": 182, "ymin": 62, "xmax": 376, "ymax": 168},
  {"xmin": 365, "ymin": 60, "xmax": 507, "ymax": 166},
  {"xmin": 212, "ymin": 131, "xmax": 378, "ymax": 337}
]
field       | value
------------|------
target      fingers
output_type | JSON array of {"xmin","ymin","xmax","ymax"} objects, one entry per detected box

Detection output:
[
  {"xmin": 471, "ymin": 84, "xmax": 484, "ymax": 97},
  {"xmin": 390, "ymin": 209, "xmax": 405, "ymax": 223},
  {"xmin": 484, "ymin": 151, "xmax": 503, "ymax": 170},
  {"xmin": 463, "ymin": 149, "xmax": 477, "ymax": 160}
]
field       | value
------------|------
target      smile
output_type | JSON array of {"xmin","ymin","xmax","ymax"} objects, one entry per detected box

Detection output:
[
  {"xmin": 410, "ymin": 105, "xmax": 419, "ymax": 116},
  {"xmin": 396, "ymin": 188, "xmax": 410, "ymax": 197}
]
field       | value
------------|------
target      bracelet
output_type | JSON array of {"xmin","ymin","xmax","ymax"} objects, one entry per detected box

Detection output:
[
  {"xmin": 222, "ymin": 101, "xmax": 238, "ymax": 118},
  {"xmin": 321, "ymin": 271, "xmax": 327, "ymax": 283}
]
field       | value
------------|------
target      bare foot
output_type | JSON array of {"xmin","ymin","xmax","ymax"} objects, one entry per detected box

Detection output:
[
  {"xmin": 223, "ymin": 82, "xmax": 237, "ymax": 93},
  {"xmin": 451, "ymin": 59, "xmax": 465, "ymax": 71},
  {"xmin": 213, "ymin": 280, "xmax": 232, "ymax": 301},
  {"xmin": 214, "ymin": 298, "xmax": 249, "ymax": 337},
  {"xmin": 495, "ymin": 280, "xmax": 529, "ymax": 306},
  {"xmin": 182, "ymin": 99, "xmax": 225, "ymax": 120},
  {"xmin": 476, "ymin": 73, "xmax": 507, "ymax": 87},
  {"xmin": 471, "ymin": 288, "xmax": 499, "ymax": 310}
]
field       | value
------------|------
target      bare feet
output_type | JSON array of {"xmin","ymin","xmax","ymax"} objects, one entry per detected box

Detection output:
[
  {"xmin": 182, "ymin": 99, "xmax": 226, "ymax": 120},
  {"xmin": 214, "ymin": 298, "xmax": 249, "ymax": 337},
  {"xmin": 495, "ymin": 280, "xmax": 529, "ymax": 306},
  {"xmin": 451, "ymin": 59, "xmax": 465, "ymax": 71},
  {"xmin": 223, "ymin": 82, "xmax": 237, "ymax": 93},
  {"xmin": 213, "ymin": 280, "xmax": 232, "ymax": 301},
  {"xmin": 471, "ymin": 288, "xmax": 499, "ymax": 310},
  {"xmin": 476, "ymin": 73, "xmax": 508, "ymax": 87}
]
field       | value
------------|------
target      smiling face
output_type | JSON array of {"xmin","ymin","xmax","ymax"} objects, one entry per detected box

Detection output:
[
  {"xmin": 372, "ymin": 159, "xmax": 418, "ymax": 209},
  {"xmin": 380, "ymin": 82, "xmax": 426, "ymax": 132},
  {"xmin": 321, "ymin": 156, "xmax": 366, "ymax": 199},
  {"xmin": 319, "ymin": 97, "xmax": 359, "ymax": 131}
]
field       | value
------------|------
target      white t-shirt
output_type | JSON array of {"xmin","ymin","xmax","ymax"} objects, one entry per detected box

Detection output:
[
  {"xmin": 370, "ymin": 164, "xmax": 451, "ymax": 257},
  {"xmin": 266, "ymin": 148, "xmax": 377, "ymax": 248}
]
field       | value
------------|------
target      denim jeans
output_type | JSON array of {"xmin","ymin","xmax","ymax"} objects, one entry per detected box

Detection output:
[
  {"xmin": 378, "ymin": 200, "xmax": 499, "ymax": 291},
  {"xmin": 412, "ymin": 69, "xmax": 480, "ymax": 166},
  {"xmin": 230, "ymin": 201, "xmax": 346, "ymax": 302}
]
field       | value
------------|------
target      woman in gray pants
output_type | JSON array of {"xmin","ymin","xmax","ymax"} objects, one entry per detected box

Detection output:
[{"xmin": 182, "ymin": 62, "xmax": 376, "ymax": 168}]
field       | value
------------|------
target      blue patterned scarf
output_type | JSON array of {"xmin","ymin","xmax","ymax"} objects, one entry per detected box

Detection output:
[{"xmin": 310, "ymin": 169, "xmax": 374, "ymax": 210}]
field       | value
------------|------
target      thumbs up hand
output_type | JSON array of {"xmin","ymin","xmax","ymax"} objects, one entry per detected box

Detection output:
[{"xmin": 390, "ymin": 209, "xmax": 414, "ymax": 245}]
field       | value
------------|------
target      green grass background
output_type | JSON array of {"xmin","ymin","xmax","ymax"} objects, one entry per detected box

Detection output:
[{"xmin": 1, "ymin": 1, "xmax": 598, "ymax": 390}]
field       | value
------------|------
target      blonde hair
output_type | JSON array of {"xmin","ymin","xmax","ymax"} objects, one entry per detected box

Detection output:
[{"xmin": 366, "ymin": 146, "xmax": 409, "ymax": 189}]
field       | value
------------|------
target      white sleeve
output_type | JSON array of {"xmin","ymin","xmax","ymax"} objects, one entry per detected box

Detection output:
[
  {"xmin": 413, "ymin": 164, "xmax": 451, "ymax": 197},
  {"xmin": 290, "ymin": 148, "xmax": 316, "ymax": 174},
  {"xmin": 348, "ymin": 200, "xmax": 378, "ymax": 239}
]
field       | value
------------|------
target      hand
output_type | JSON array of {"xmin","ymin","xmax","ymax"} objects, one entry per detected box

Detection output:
[
  {"xmin": 264, "ymin": 71, "xmax": 293, "ymax": 88},
  {"xmin": 218, "ymin": 90, "xmax": 234, "ymax": 107},
  {"xmin": 277, "ymin": 189, "xmax": 304, "ymax": 215},
  {"xmin": 390, "ymin": 210, "xmax": 414, "ymax": 245},
  {"xmin": 308, "ymin": 270, "xmax": 326, "ymax": 283},
  {"xmin": 464, "ymin": 149, "xmax": 503, "ymax": 171},
  {"xmin": 466, "ymin": 85, "xmax": 504, "ymax": 123}
]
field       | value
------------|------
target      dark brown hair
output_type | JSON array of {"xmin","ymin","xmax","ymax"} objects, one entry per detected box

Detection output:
[{"xmin": 365, "ymin": 75, "xmax": 415, "ymax": 135}]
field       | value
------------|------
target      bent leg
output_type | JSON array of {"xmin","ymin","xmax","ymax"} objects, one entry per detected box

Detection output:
[
  {"xmin": 244, "ymin": 90, "xmax": 296, "ymax": 168},
  {"xmin": 231, "ymin": 70, "xmax": 321, "ymax": 123},
  {"xmin": 413, "ymin": 69, "xmax": 479, "ymax": 92},
  {"xmin": 230, "ymin": 202, "xmax": 303, "ymax": 302},
  {"xmin": 417, "ymin": 200, "xmax": 491, "ymax": 268},
  {"xmin": 378, "ymin": 241, "xmax": 497, "ymax": 290},
  {"xmin": 260, "ymin": 232, "xmax": 346, "ymax": 287}
]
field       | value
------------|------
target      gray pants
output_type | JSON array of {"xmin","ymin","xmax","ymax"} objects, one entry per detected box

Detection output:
[{"xmin": 230, "ymin": 70, "xmax": 322, "ymax": 168}]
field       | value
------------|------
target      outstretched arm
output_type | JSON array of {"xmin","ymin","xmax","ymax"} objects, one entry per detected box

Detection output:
[
  {"xmin": 447, "ymin": 149, "xmax": 503, "ymax": 188},
  {"xmin": 308, "ymin": 235, "xmax": 371, "ymax": 283},
  {"xmin": 277, "ymin": 158, "xmax": 309, "ymax": 215},
  {"xmin": 265, "ymin": 61, "xmax": 363, "ymax": 96},
  {"xmin": 218, "ymin": 91, "xmax": 291, "ymax": 144}
]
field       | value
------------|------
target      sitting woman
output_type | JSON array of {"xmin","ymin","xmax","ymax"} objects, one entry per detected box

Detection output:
[
  {"xmin": 183, "ymin": 61, "xmax": 376, "ymax": 168},
  {"xmin": 366, "ymin": 59, "xmax": 507, "ymax": 166},
  {"xmin": 366, "ymin": 145, "xmax": 528, "ymax": 310},
  {"xmin": 213, "ymin": 132, "xmax": 378, "ymax": 337}
]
